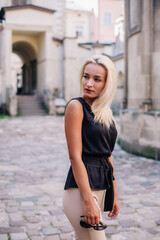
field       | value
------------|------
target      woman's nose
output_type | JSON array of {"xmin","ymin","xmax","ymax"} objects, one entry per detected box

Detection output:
[{"xmin": 87, "ymin": 79, "xmax": 93, "ymax": 87}]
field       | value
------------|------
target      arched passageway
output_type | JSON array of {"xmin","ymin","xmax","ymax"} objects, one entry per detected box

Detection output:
[{"xmin": 12, "ymin": 41, "xmax": 37, "ymax": 95}]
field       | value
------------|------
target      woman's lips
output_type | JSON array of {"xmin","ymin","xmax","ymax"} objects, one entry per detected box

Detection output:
[{"xmin": 85, "ymin": 89, "xmax": 94, "ymax": 93}]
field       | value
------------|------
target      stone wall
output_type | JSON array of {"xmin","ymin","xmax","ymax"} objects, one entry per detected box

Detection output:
[
  {"xmin": 152, "ymin": 0, "xmax": 160, "ymax": 110},
  {"xmin": 120, "ymin": 0, "xmax": 160, "ymax": 160},
  {"xmin": 120, "ymin": 110, "xmax": 160, "ymax": 160}
]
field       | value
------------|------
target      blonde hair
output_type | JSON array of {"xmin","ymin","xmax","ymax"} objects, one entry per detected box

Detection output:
[{"xmin": 80, "ymin": 55, "xmax": 117, "ymax": 128}]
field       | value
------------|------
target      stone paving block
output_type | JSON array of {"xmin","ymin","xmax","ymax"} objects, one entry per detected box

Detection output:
[
  {"xmin": 138, "ymin": 219, "xmax": 156, "ymax": 229},
  {"xmin": 27, "ymin": 229, "xmax": 41, "ymax": 236},
  {"xmin": 26, "ymin": 223, "xmax": 40, "ymax": 230},
  {"xmin": 147, "ymin": 228, "xmax": 160, "ymax": 235},
  {"xmin": 142, "ymin": 201, "xmax": 159, "ymax": 207},
  {"xmin": 0, "ymin": 222, "xmax": 10, "ymax": 228},
  {"xmin": 0, "ymin": 194, "xmax": 12, "ymax": 200},
  {"xmin": 25, "ymin": 216, "xmax": 41, "ymax": 223},
  {"xmin": 10, "ymin": 232, "xmax": 28, "ymax": 240},
  {"xmin": 105, "ymin": 226, "xmax": 119, "ymax": 235},
  {"xmin": 0, "ymin": 227, "xmax": 24, "ymax": 234},
  {"xmin": 9, "ymin": 220, "xmax": 26, "ymax": 227},
  {"xmin": 19, "ymin": 206, "xmax": 34, "ymax": 211},
  {"xmin": 118, "ymin": 219, "xmax": 138, "ymax": 228},
  {"xmin": 9, "ymin": 213, "xmax": 23, "ymax": 222},
  {"xmin": 21, "ymin": 201, "xmax": 34, "ymax": 207},
  {"xmin": 150, "ymin": 235, "xmax": 160, "ymax": 240},
  {"xmin": 155, "ymin": 220, "xmax": 160, "ymax": 225},
  {"xmin": 110, "ymin": 229, "xmax": 152, "ymax": 240},
  {"xmin": 51, "ymin": 221, "xmax": 64, "ymax": 228},
  {"xmin": 0, "ymin": 208, "xmax": 9, "ymax": 223},
  {"xmin": 5, "ymin": 200, "xmax": 19, "ymax": 207},
  {"xmin": 42, "ymin": 228, "xmax": 60, "ymax": 236},
  {"xmin": 45, "ymin": 236, "xmax": 60, "ymax": 240},
  {"xmin": 60, "ymin": 233, "xmax": 73, "ymax": 240},
  {"xmin": 6, "ymin": 207, "xmax": 19, "ymax": 213},
  {"xmin": 22, "ymin": 211, "xmax": 35, "ymax": 217},
  {"xmin": 30, "ymin": 236, "xmax": 44, "ymax": 240},
  {"xmin": 128, "ymin": 203, "xmax": 143, "ymax": 209},
  {"xmin": 0, "ymin": 234, "xmax": 8, "ymax": 240},
  {"xmin": 49, "ymin": 210, "xmax": 64, "ymax": 216},
  {"xmin": 38, "ymin": 211, "xmax": 50, "ymax": 216}
]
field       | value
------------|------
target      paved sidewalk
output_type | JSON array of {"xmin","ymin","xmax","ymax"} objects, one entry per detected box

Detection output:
[{"xmin": 0, "ymin": 116, "xmax": 160, "ymax": 240}]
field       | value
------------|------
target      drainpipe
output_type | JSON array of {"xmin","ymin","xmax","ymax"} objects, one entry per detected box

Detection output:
[
  {"xmin": 0, "ymin": 19, "xmax": 7, "ymax": 114},
  {"xmin": 122, "ymin": 0, "xmax": 128, "ymax": 109},
  {"xmin": 142, "ymin": 0, "xmax": 152, "ymax": 111}
]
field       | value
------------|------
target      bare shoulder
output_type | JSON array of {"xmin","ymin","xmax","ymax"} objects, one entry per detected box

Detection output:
[{"xmin": 65, "ymin": 99, "xmax": 83, "ymax": 119}]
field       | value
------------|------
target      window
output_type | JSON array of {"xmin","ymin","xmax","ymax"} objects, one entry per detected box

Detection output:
[
  {"xmin": 104, "ymin": 12, "xmax": 112, "ymax": 26},
  {"xmin": 75, "ymin": 26, "xmax": 83, "ymax": 37},
  {"xmin": 12, "ymin": 0, "xmax": 28, "ymax": 5}
]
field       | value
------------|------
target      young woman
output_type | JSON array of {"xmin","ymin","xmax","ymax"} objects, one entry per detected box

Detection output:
[{"xmin": 63, "ymin": 55, "xmax": 119, "ymax": 240}]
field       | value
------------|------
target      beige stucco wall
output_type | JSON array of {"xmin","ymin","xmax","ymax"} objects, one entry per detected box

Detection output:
[
  {"xmin": 2, "ymin": 28, "xmax": 12, "ymax": 101},
  {"xmin": 5, "ymin": 8, "xmax": 54, "ymax": 32},
  {"xmin": 65, "ymin": 9, "xmax": 92, "ymax": 43},
  {"xmin": 32, "ymin": 0, "xmax": 65, "ymax": 39},
  {"xmin": 12, "ymin": 34, "xmax": 38, "ymax": 57},
  {"xmin": 98, "ymin": 0, "xmax": 123, "ymax": 43},
  {"xmin": 0, "ymin": 0, "xmax": 65, "ymax": 38},
  {"xmin": 0, "ymin": 5, "xmax": 64, "ymax": 99},
  {"xmin": 63, "ymin": 38, "xmax": 94, "ymax": 102},
  {"xmin": 37, "ymin": 32, "xmax": 63, "ymax": 95}
]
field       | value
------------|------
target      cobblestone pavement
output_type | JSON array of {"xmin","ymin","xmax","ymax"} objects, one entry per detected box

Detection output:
[{"xmin": 0, "ymin": 116, "xmax": 160, "ymax": 240}]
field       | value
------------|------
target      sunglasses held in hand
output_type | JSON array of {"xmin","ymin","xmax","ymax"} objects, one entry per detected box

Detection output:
[{"xmin": 80, "ymin": 216, "xmax": 107, "ymax": 231}]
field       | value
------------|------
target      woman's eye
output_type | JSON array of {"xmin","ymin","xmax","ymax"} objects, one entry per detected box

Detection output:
[
  {"xmin": 83, "ymin": 75, "xmax": 89, "ymax": 79},
  {"xmin": 95, "ymin": 78, "xmax": 101, "ymax": 82}
]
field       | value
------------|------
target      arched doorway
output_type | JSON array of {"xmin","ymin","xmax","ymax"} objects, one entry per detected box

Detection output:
[{"xmin": 12, "ymin": 41, "xmax": 37, "ymax": 95}]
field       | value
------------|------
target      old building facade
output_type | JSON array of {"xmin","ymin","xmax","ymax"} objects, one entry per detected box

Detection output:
[
  {"xmin": 0, "ymin": 0, "xmax": 124, "ymax": 116},
  {"xmin": 120, "ymin": 0, "xmax": 160, "ymax": 160}
]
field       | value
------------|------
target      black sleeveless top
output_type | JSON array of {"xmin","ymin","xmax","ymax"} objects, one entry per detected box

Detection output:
[{"xmin": 64, "ymin": 97, "xmax": 118, "ymax": 211}]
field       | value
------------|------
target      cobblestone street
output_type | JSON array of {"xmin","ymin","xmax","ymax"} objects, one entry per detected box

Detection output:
[{"xmin": 0, "ymin": 116, "xmax": 160, "ymax": 240}]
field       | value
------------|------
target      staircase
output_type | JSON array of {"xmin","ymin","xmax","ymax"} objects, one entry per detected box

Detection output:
[{"xmin": 17, "ymin": 95, "xmax": 47, "ymax": 116}]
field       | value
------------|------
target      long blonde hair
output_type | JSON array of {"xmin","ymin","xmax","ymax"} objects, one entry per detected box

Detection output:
[{"xmin": 80, "ymin": 55, "xmax": 117, "ymax": 128}]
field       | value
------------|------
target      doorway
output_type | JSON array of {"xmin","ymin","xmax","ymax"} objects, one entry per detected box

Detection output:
[{"xmin": 12, "ymin": 41, "xmax": 37, "ymax": 95}]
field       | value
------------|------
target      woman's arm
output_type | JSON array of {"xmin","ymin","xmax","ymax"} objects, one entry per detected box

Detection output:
[
  {"xmin": 108, "ymin": 155, "xmax": 120, "ymax": 219},
  {"xmin": 65, "ymin": 100, "xmax": 100, "ymax": 225}
]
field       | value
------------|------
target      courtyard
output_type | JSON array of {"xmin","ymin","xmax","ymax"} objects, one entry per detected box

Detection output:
[{"xmin": 0, "ymin": 116, "xmax": 160, "ymax": 240}]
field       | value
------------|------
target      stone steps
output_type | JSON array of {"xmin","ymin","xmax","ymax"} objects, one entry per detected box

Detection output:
[{"xmin": 17, "ymin": 95, "xmax": 47, "ymax": 116}]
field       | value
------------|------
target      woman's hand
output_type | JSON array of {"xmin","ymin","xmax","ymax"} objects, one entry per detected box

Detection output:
[
  {"xmin": 84, "ymin": 197, "xmax": 100, "ymax": 225},
  {"xmin": 108, "ymin": 199, "xmax": 120, "ymax": 219}
]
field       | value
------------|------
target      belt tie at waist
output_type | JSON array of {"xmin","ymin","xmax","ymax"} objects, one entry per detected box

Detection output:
[
  {"xmin": 82, "ymin": 155, "xmax": 114, "ymax": 212},
  {"xmin": 82, "ymin": 155, "xmax": 113, "ymax": 191}
]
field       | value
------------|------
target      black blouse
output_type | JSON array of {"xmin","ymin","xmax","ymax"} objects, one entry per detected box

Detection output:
[{"xmin": 64, "ymin": 97, "xmax": 118, "ymax": 211}]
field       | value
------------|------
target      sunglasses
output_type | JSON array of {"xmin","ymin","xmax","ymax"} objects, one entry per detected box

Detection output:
[{"xmin": 80, "ymin": 216, "xmax": 107, "ymax": 231}]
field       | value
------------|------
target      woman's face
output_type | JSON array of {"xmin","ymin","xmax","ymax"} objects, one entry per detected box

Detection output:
[{"xmin": 82, "ymin": 63, "xmax": 107, "ymax": 103}]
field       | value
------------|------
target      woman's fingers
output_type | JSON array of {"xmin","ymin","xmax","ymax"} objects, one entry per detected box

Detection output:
[
  {"xmin": 108, "ymin": 201, "xmax": 120, "ymax": 219},
  {"xmin": 95, "ymin": 216, "xmax": 100, "ymax": 225},
  {"xmin": 108, "ymin": 206, "xmax": 119, "ymax": 219},
  {"xmin": 85, "ymin": 215, "xmax": 88, "ymax": 224},
  {"xmin": 84, "ymin": 215, "xmax": 100, "ymax": 225}
]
